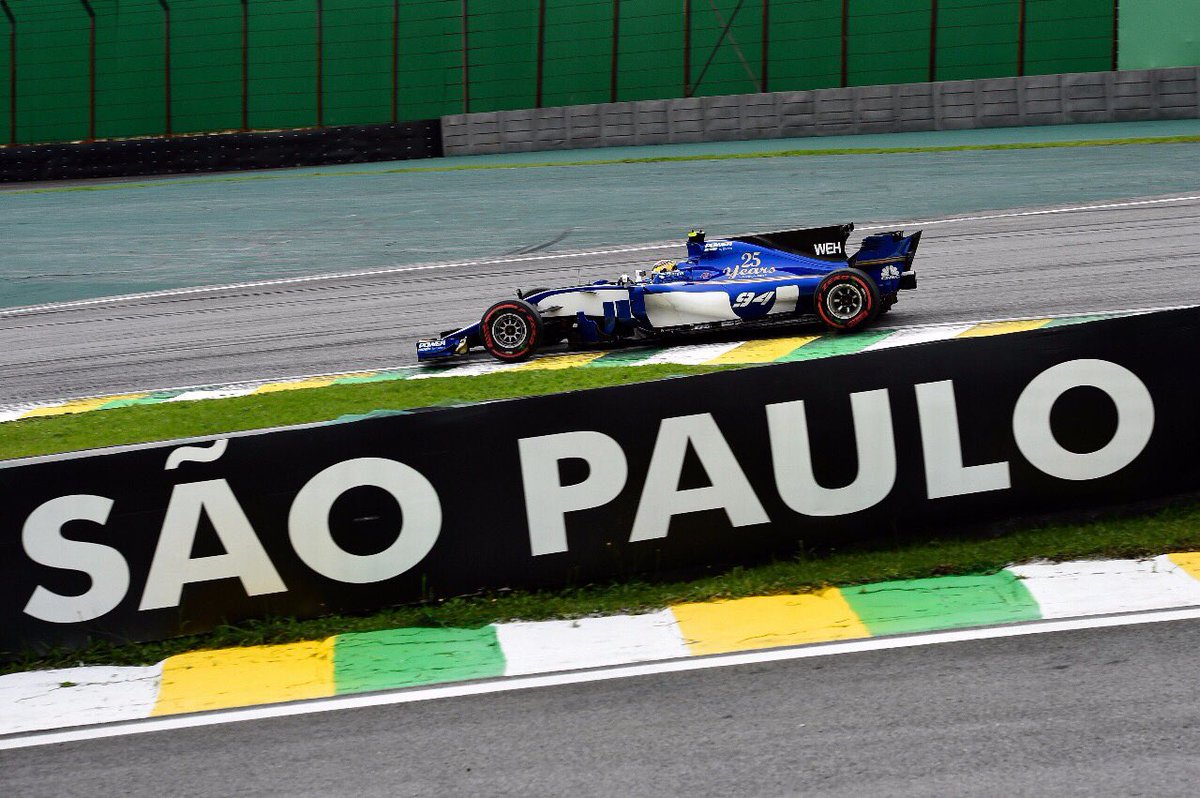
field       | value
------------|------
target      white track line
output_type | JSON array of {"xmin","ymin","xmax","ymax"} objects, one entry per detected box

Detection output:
[
  {"xmin": 2, "ymin": 606, "xmax": 1197, "ymax": 752},
  {"xmin": 856, "ymin": 194, "xmax": 1200, "ymax": 232},
  {"xmin": 4, "ymin": 194, "xmax": 1198, "ymax": 319}
]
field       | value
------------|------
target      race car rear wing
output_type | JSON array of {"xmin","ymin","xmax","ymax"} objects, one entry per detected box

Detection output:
[{"xmin": 732, "ymin": 223, "xmax": 854, "ymax": 262}]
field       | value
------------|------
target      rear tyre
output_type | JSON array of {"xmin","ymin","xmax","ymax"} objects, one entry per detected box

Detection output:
[
  {"xmin": 481, "ymin": 299, "xmax": 543, "ymax": 362},
  {"xmin": 814, "ymin": 269, "xmax": 880, "ymax": 332}
]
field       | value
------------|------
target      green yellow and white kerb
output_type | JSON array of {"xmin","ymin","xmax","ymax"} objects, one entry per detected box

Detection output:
[{"xmin": 2, "ymin": 552, "xmax": 1199, "ymax": 735}]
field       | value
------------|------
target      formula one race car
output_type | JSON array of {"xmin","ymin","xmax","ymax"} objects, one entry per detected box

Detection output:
[{"xmin": 416, "ymin": 223, "xmax": 920, "ymax": 363}]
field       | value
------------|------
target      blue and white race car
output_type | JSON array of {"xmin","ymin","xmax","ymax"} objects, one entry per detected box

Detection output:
[{"xmin": 416, "ymin": 223, "xmax": 920, "ymax": 363}]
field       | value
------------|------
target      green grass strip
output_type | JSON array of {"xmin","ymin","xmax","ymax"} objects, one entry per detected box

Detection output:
[
  {"xmin": 0, "ymin": 363, "xmax": 731, "ymax": 462},
  {"xmin": 7, "ymin": 135, "xmax": 1198, "ymax": 196},
  {"xmin": 840, "ymin": 572, "xmax": 1040, "ymax": 636},
  {"xmin": 5, "ymin": 499, "xmax": 1198, "ymax": 674}
]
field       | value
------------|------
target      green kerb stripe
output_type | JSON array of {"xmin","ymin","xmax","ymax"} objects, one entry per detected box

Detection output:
[
  {"xmin": 97, "ymin": 391, "xmax": 183, "ymax": 410},
  {"xmin": 586, "ymin": 347, "xmax": 664, "ymax": 366},
  {"xmin": 1043, "ymin": 314, "xmax": 1117, "ymax": 328},
  {"xmin": 775, "ymin": 330, "xmax": 893, "ymax": 361},
  {"xmin": 332, "ymin": 626, "xmax": 505, "ymax": 694},
  {"xmin": 840, "ymin": 571, "xmax": 1042, "ymax": 636},
  {"xmin": 331, "ymin": 371, "xmax": 412, "ymax": 385}
]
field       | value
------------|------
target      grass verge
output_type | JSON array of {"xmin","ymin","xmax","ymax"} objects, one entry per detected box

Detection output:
[
  {"xmin": 0, "ymin": 363, "xmax": 731, "ymax": 461},
  {"xmin": 4, "ymin": 499, "xmax": 1198, "ymax": 674}
]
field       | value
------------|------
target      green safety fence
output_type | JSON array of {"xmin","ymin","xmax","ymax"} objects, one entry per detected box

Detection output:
[{"xmin": 0, "ymin": 1, "xmax": 1180, "ymax": 148}]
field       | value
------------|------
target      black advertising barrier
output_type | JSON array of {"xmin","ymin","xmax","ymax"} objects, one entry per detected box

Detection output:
[
  {"xmin": 0, "ymin": 120, "xmax": 443, "ymax": 183},
  {"xmin": 2, "ymin": 307, "xmax": 1199, "ymax": 657}
]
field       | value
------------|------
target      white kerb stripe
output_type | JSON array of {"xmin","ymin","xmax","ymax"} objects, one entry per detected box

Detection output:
[
  {"xmin": 0, "ymin": 664, "xmax": 163, "ymax": 736},
  {"xmin": 496, "ymin": 610, "xmax": 690, "ymax": 677},
  {"xmin": 166, "ymin": 387, "xmax": 259, "ymax": 402},
  {"xmin": 862, "ymin": 324, "xmax": 976, "ymax": 351},
  {"xmin": 407, "ymin": 361, "xmax": 521, "ymax": 379},
  {"xmin": 1009, "ymin": 556, "xmax": 1200, "ymax": 619},
  {"xmin": 639, "ymin": 341, "xmax": 745, "ymax": 365},
  {"xmin": 0, "ymin": 408, "xmax": 34, "ymax": 423}
]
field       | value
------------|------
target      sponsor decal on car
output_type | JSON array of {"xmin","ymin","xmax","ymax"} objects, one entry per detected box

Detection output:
[
  {"xmin": 723, "ymin": 251, "xmax": 776, "ymax": 278},
  {"xmin": 703, "ymin": 241, "xmax": 733, "ymax": 251},
  {"xmin": 880, "ymin": 264, "xmax": 902, "ymax": 281},
  {"xmin": 417, "ymin": 339, "xmax": 446, "ymax": 350},
  {"xmin": 723, "ymin": 264, "xmax": 777, "ymax": 278}
]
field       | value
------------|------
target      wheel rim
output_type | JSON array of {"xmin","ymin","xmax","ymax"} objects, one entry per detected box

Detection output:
[
  {"xmin": 491, "ymin": 312, "xmax": 529, "ymax": 348},
  {"xmin": 826, "ymin": 283, "xmax": 864, "ymax": 320}
]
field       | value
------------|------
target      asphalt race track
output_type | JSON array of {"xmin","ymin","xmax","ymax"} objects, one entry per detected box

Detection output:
[
  {"xmin": 3, "ymin": 172, "xmax": 1200, "ymax": 794},
  {"xmin": 1, "ymin": 192, "xmax": 1199, "ymax": 405},
  {"xmin": 2, "ymin": 619, "xmax": 1197, "ymax": 796}
]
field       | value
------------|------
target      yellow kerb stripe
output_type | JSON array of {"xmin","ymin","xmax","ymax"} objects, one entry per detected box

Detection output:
[
  {"xmin": 1168, "ymin": 552, "xmax": 1200, "ymax": 581},
  {"xmin": 253, "ymin": 376, "xmax": 340, "ymax": 394},
  {"xmin": 671, "ymin": 590, "xmax": 870, "ymax": 656},
  {"xmin": 152, "ymin": 639, "xmax": 335, "ymax": 716},
  {"xmin": 21, "ymin": 394, "xmax": 147, "ymax": 418},
  {"xmin": 512, "ymin": 352, "xmax": 607, "ymax": 371},
  {"xmin": 706, "ymin": 335, "xmax": 820, "ymax": 364},
  {"xmin": 957, "ymin": 319, "xmax": 1051, "ymax": 338}
]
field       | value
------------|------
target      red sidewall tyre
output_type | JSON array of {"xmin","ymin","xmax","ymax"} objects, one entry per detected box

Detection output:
[
  {"xmin": 480, "ymin": 299, "xmax": 543, "ymax": 362},
  {"xmin": 815, "ymin": 269, "xmax": 880, "ymax": 332}
]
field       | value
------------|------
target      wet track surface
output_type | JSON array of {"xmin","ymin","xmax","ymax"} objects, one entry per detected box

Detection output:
[
  {"xmin": 2, "ymin": 192, "xmax": 1199, "ymax": 405},
  {"xmin": 3, "ymin": 619, "xmax": 1198, "ymax": 796}
]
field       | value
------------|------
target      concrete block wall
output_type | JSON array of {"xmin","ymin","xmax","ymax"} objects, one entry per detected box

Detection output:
[{"xmin": 441, "ymin": 68, "xmax": 1200, "ymax": 156}]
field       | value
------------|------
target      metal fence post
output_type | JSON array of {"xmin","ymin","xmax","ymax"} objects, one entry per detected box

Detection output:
[
  {"xmin": 1111, "ymin": 0, "xmax": 1119, "ymax": 71},
  {"xmin": 241, "ymin": 0, "xmax": 249, "ymax": 130},
  {"xmin": 1, "ymin": 0, "xmax": 14, "ymax": 145},
  {"xmin": 760, "ymin": 0, "xmax": 768, "ymax": 93},
  {"xmin": 683, "ymin": 0, "xmax": 691, "ymax": 96},
  {"xmin": 461, "ymin": 0, "xmax": 470, "ymax": 113},
  {"xmin": 840, "ymin": 0, "xmax": 848, "ymax": 87},
  {"xmin": 392, "ymin": 0, "xmax": 399, "ymax": 122},
  {"xmin": 1017, "ymin": 0, "xmax": 1026, "ymax": 76},
  {"xmin": 929, "ymin": 0, "xmax": 939, "ymax": 82},
  {"xmin": 80, "ymin": 0, "xmax": 96, "ymax": 139},
  {"xmin": 157, "ymin": 1, "xmax": 172, "ymax": 135},
  {"xmin": 535, "ymin": 0, "xmax": 546, "ymax": 108},
  {"xmin": 316, "ymin": 0, "xmax": 323, "ymax": 126},
  {"xmin": 611, "ymin": 0, "xmax": 620, "ymax": 102}
]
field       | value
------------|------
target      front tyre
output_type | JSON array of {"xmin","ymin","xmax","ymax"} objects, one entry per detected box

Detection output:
[
  {"xmin": 480, "ymin": 299, "xmax": 543, "ymax": 362},
  {"xmin": 814, "ymin": 268, "xmax": 880, "ymax": 332}
]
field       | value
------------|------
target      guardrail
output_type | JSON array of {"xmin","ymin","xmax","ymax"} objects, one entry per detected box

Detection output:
[
  {"xmin": 0, "ymin": 119, "xmax": 442, "ymax": 182},
  {"xmin": 2, "ymin": 307, "xmax": 1197, "ymax": 658},
  {"xmin": 441, "ymin": 66, "xmax": 1200, "ymax": 155}
]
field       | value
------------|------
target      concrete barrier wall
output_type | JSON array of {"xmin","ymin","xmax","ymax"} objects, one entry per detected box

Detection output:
[{"xmin": 441, "ymin": 67, "xmax": 1200, "ymax": 156}]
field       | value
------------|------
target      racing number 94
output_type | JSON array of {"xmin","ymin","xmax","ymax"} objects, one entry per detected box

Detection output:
[{"xmin": 732, "ymin": 290, "xmax": 775, "ymax": 308}]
